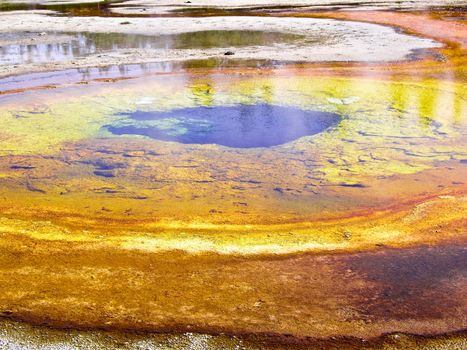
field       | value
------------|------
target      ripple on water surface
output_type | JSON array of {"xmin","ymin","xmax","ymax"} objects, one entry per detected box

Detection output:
[{"xmin": 0, "ymin": 72, "xmax": 465, "ymax": 225}]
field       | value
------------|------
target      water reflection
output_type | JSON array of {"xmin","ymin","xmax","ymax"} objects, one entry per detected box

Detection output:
[
  {"xmin": 0, "ymin": 62, "xmax": 179, "ymax": 93},
  {"xmin": 106, "ymin": 104, "xmax": 341, "ymax": 148},
  {"xmin": 0, "ymin": 70, "xmax": 464, "ymax": 213},
  {"xmin": 1, "ymin": 0, "xmax": 461, "ymax": 17},
  {"xmin": 0, "ymin": 30, "xmax": 303, "ymax": 65}
]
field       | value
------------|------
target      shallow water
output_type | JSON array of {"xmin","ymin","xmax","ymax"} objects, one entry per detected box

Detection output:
[
  {"xmin": 0, "ymin": 30, "xmax": 303, "ymax": 65},
  {"xmin": 0, "ymin": 245, "xmax": 466, "ymax": 349},
  {"xmin": 1, "ymin": 0, "xmax": 464, "ymax": 17},
  {"xmin": 0, "ymin": 71, "xmax": 465, "ymax": 225},
  {"xmin": 0, "ymin": 3, "xmax": 466, "ymax": 349}
]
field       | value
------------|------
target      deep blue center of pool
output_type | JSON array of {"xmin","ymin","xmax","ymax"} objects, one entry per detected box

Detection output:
[{"xmin": 107, "ymin": 104, "xmax": 341, "ymax": 148}]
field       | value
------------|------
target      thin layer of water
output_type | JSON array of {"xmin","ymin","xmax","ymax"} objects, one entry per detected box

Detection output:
[
  {"xmin": 0, "ymin": 72, "xmax": 465, "ymax": 226},
  {"xmin": 0, "ymin": 30, "xmax": 304, "ymax": 65},
  {"xmin": 1, "ymin": 0, "xmax": 464, "ymax": 17}
]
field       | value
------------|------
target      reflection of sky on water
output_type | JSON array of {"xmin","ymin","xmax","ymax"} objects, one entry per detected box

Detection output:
[
  {"xmin": 0, "ymin": 30, "xmax": 300, "ymax": 65},
  {"xmin": 0, "ymin": 58, "xmax": 465, "ymax": 226},
  {"xmin": 0, "ymin": 62, "xmax": 181, "ymax": 93},
  {"xmin": 107, "ymin": 104, "xmax": 342, "ymax": 148},
  {"xmin": 0, "ymin": 34, "xmax": 92, "ymax": 65},
  {"xmin": 0, "ymin": 33, "xmax": 168, "ymax": 65}
]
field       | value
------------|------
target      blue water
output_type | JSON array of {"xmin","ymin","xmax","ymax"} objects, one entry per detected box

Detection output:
[{"xmin": 107, "ymin": 104, "xmax": 341, "ymax": 148}]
